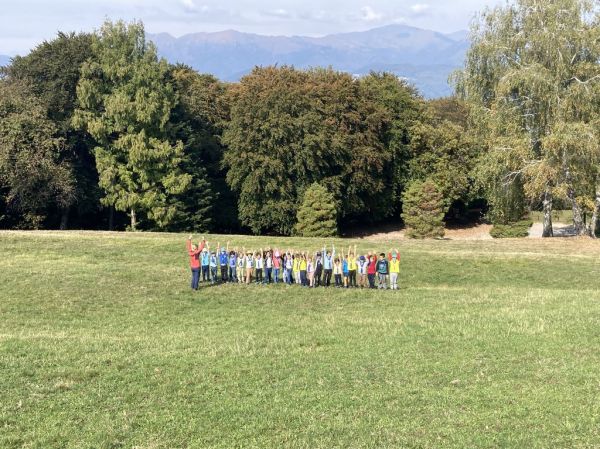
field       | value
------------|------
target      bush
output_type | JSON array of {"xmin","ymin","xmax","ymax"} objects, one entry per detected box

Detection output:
[
  {"xmin": 402, "ymin": 180, "xmax": 445, "ymax": 239},
  {"xmin": 490, "ymin": 220, "xmax": 533, "ymax": 238},
  {"xmin": 295, "ymin": 183, "xmax": 337, "ymax": 237}
]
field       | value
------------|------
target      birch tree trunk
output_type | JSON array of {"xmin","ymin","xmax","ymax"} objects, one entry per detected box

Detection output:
[
  {"xmin": 590, "ymin": 185, "xmax": 600, "ymax": 238},
  {"xmin": 565, "ymin": 167, "xmax": 586, "ymax": 236},
  {"xmin": 542, "ymin": 191, "xmax": 553, "ymax": 238},
  {"xmin": 130, "ymin": 208, "xmax": 137, "ymax": 231}
]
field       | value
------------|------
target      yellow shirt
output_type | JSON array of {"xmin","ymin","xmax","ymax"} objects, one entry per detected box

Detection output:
[
  {"xmin": 389, "ymin": 258, "xmax": 400, "ymax": 273},
  {"xmin": 348, "ymin": 257, "xmax": 357, "ymax": 271},
  {"xmin": 299, "ymin": 259, "xmax": 307, "ymax": 271}
]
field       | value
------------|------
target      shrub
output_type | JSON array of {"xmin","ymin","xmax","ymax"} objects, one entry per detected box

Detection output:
[
  {"xmin": 402, "ymin": 180, "xmax": 445, "ymax": 239},
  {"xmin": 490, "ymin": 220, "xmax": 533, "ymax": 238},
  {"xmin": 295, "ymin": 183, "xmax": 337, "ymax": 237}
]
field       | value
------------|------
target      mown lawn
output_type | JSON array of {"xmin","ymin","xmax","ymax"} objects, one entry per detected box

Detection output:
[{"xmin": 1, "ymin": 231, "xmax": 600, "ymax": 449}]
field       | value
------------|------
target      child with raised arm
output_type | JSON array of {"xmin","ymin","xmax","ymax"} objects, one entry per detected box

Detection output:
[
  {"xmin": 299, "ymin": 253, "xmax": 308, "ymax": 287},
  {"xmin": 237, "ymin": 248, "xmax": 246, "ymax": 284},
  {"xmin": 357, "ymin": 254, "xmax": 368, "ymax": 288},
  {"xmin": 347, "ymin": 245, "xmax": 358, "ymax": 288},
  {"xmin": 307, "ymin": 253, "xmax": 315, "ymax": 288},
  {"xmin": 264, "ymin": 249, "xmax": 273, "ymax": 284},
  {"xmin": 228, "ymin": 244, "xmax": 237, "ymax": 283},
  {"xmin": 322, "ymin": 244, "xmax": 335, "ymax": 287},
  {"xmin": 314, "ymin": 250, "xmax": 323, "ymax": 287},
  {"xmin": 255, "ymin": 250, "xmax": 264, "ymax": 284},
  {"xmin": 285, "ymin": 251, "xmax": 293, "ymax": 285},
  {"xmin": 209, "ymin": 249, "xmax": 218, "ymax": 284},
  {"xmin": 186, "ymin": 235, "xmax": 206, "ymax": 290},
  {"xmin": 388, "ymin": 248, "xmax": 401, "ymax": 290},
  {"xmin": 219, "ymin": 242, "xmax": 229, "ymax": 282},
  {"xmin": 367, "ymin": 254, "xmax": 377, "ymax": 289},
  {"xmin": 201, "ymin": 242, "xmax": 210, "ymax": 283},
  {"xmin": 333, "ymin": 257, "xmax": 342, "ymax": 288},
  {"xmin": 273, "ymin": 248, "xmax": 281, "ymax": 284},
  {"xmin": 342, "ymin": 248, "xmax": 349, "ymax": 288},
  {"xmin": 245, "ymin": 250, "xmax": 254, "ymax": 284},
  {"xmin": 376, "ymin": 253, "xmax": 389, "ymax": 290}
]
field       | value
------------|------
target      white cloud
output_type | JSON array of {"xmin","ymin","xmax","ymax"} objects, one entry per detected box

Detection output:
[
  {"xmin": 360, "ymin": 6, "xmax": 383, "ymax": 21},
  {"xmin": 410, "ymin": 3, "xmax": 430, "ymax": 14}
]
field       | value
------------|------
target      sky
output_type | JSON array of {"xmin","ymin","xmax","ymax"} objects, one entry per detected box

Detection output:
[{"xmin": 0, "ymin": 0, "xmax": 505, "ymax": 55}]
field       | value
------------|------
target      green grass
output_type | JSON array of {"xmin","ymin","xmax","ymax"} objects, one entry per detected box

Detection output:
[
  {"xmin": 529, "ymin": 209, "xmax": 574, "ymax": 223},
  {"xmin": 2, "ymin": 231, "xmax": 600, "ymax": 448}
]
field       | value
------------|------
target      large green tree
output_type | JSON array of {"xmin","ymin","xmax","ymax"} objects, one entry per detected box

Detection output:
[
  {"xmin": 222, "ymin": 66, "xmax": 389, "ymax": 235},
  {"xmin": 295, "ymin": 183, "xmax": 338, "ymax": 237},
  {"xmin": 0, "ymin": 81, "xmax": 75, "ymax": 228},
  {"xmin": 74, "ymin": 20, "xmax": 190, "ymax": 231},
  {"xmin": 2, "ymin": 32, "xmax": 98, "ymax": 228},
  {"xmin": 457, "ymin": 0, "xmax": 600, "ymax": 236}
]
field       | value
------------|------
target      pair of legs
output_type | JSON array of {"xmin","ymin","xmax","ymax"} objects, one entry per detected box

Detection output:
[
  {"xmin": 191, "ymin": 268, "xmax": 200, "ymax": 290},
  {"xmin": 358, "ymin": 274, "xmax": 367, "ymax": 288},
  {"xmin": 220, "ymin": 265, "xmax": 227, "ymax": 282},
  {"xmin": 300, "ymin": 270, "xmax": 308, "ymax": 286},
  {"xmin": 314, "ymin": 271, "xmax": 322, "ymax": 287},
  {"xmin": 274, "ymin": 268, "xmax": 280, "ymax": 283},
  {"xmin": 368, "ymin": 274, "xmax": 376, "ymax": 289},
  {"xmin": 390, "ymin": 272, "xmax": 399, "ymax": 290},
  {"xmin": 334, "ymin": 274, "xmax": 342, "ymax": 287},
  {"xmin": 245, "ymin": 268, "xmax": 253, "ymax": 284},
  {"xmin": 308, "ymin": 271, "xmax": 314, "ymax": 287},
  {"xmin": 378, "ymin": 274, "xmax": 388, "ymax": 289},
  {"xmin": 324, "ymin": 269, "xmax": 332, "ymax": 287},
  {"xmin": 229, "ymin": 266, "xmax": 237, "ymax": 282},
  {"xmin": 210, "ymin": 267, "xmax": 218, "ymax": 284},
  {"xmin": 201, "ymin": 265, "xmax": 209, "ymax": 282},
  {"xmin": 348, "ymin": 270, "xmax": 357, "ymax": 288},
  {"xmin": 255, "ymin": 268, "xmax": 263, "ymax": 284},
  {"xmin": 263, "ymin": 267, "xmax": 272, "ymax": 284}
]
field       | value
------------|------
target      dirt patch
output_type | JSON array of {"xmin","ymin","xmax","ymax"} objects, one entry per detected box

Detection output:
[{"xmin": 348, "ymin": 223, "xmax": 494, "ymax": 241}]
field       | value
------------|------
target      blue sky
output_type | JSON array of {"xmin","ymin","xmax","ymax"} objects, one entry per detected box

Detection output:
[{"xmin": 0, "ymin": 0, "xmax": 504, "ymax": 55}]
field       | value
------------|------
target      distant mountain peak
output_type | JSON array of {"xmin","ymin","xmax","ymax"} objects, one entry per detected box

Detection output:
[{"xmin": 149, "ymin": 24, "xmax": 469, "ymax": 98}]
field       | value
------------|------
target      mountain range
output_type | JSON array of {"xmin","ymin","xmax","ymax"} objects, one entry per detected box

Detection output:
[{"xmin": 149, "ymin": 24, "xmax": 469, "ymax": 98}]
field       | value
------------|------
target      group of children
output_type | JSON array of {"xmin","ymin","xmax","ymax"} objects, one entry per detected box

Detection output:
[{"xmin": 186, "ymin": 236, "xmax": 401, "ymax": 291}]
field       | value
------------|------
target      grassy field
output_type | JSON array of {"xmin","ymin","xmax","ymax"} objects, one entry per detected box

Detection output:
[{"xmin": 2, "ymin": 231, "xmax": 600, "ymax": 448}]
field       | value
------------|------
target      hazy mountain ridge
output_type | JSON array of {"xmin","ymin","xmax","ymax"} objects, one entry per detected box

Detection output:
[{"xmin": 149, "ymin": 24, "xmax": 469, "ymax": 98}]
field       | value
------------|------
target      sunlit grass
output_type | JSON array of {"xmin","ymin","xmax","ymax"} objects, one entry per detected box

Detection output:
[{"xmin": 1, "ymin": 231, "xmax": 600, "ymax": 448}]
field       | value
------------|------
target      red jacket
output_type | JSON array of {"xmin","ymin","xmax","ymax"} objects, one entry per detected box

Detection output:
[
  {"xmin": 187, "ymin": 240, "xmax": 205, "ymax": 269},
  {"xmin": 367, "ymin": 258, "xmax": 377, "ymax": 275}
]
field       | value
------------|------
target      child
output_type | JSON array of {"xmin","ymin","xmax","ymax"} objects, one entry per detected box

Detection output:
[
  {"xmin": 376, "ymin": 253, "xmax": 389, "ymax": 289},
  {"xmin": 264, "ymin": 249, "xmax": 273, "ymax": 284},
  {"xmin": 228, "ymin": 249, "xmax": 237, "ymax": 283},
  {"xmin": 255, "ymin": 251, "xmax": 264, "ymax": 284},
  {"xmin": 347, "ymin": 245, "xmax": 357, "ymax": 288},
  {"xmin": 186, "ymin": 235, "xmax": 205, "ymax": 290},
  {"xmin": 367, "ymin": 255, "xmax": 377, "ymax": 289},
  {"xmin": 201, "ymin": 245, "xmax": 210, "ymax": 283},
  {"xmin": 209, "ymin": 250, "xmax": 218, "ymax": 284},
  {"xmin": 285, "ymin": 252, "xmax": 293, "ymax": 285},
  {"xmin": 218, "ymin": 242, "xmax": 229, "ymax": 283},
  {"xmin": 307, "ymin": 255, "xmax": 315, "ymax": 288},
  {"xmin": 245, "ymin": 251, "xmax": 254, "ymax": 284},
  {"xmin": 322, "ymin": 244, "xmax": 335, "ymax": 287},
  {"xmin": 342, "ymin": 251, "xmax": 349, "ymax": 288},
  {"xmin": 237, "ymin": 249, "xmax": 246, "ymax": 284},
  {"xmin": 333, "ymin": 257, "xmax": 342, "ymax": 288},
  {"xmin": 314, "ymin": 251, "xmax": 323, "ymax": 287},
  {"xmin": 299, "ymin": 253, "xmax": 308, "ymax": 287},
  {"xmin": 273, "ymin": 249, "xmax": 281, "ymax": 284},
  {"xmin": 388, "ymin": 249, "xmax": 401, "ymax": 290},
  {"xmin": 357, "ymin": 255, "xmax": 368, "ymax": 288},
  {"xmin": 294, "ymin": 253, "xmax": 301, "ymax": 285}
]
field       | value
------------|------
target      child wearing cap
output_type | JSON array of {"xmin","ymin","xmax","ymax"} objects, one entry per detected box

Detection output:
[
  {"xmin": 357, "ymin": 254, "xmax": 368, "ymax": 288},
  {"xmin": 388, "ymin": 249, "xmax": 400, "ymax": 290}
]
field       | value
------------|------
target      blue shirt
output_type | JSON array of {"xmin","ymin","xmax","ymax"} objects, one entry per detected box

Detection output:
[
  {"xmin": 201, "ymin": 251, "xmax": 210, "ymax": 267},
  {"xmin": 219, "ymin": 252, "xmax": 228, "ymax": 266},
  {"xmin": 229, "ymin": 254, "xmax": 237, "ymax": 268}
]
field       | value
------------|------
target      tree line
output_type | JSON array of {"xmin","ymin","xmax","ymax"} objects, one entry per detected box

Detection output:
[{"xmin": 0, "ymin": 0, "xmax": 598, "ymax": 237}]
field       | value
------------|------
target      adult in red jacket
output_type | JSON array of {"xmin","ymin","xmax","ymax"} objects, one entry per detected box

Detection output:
[{"xmin": 187, "ymin": 235, "xmax": 206, "ymax": 290}]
